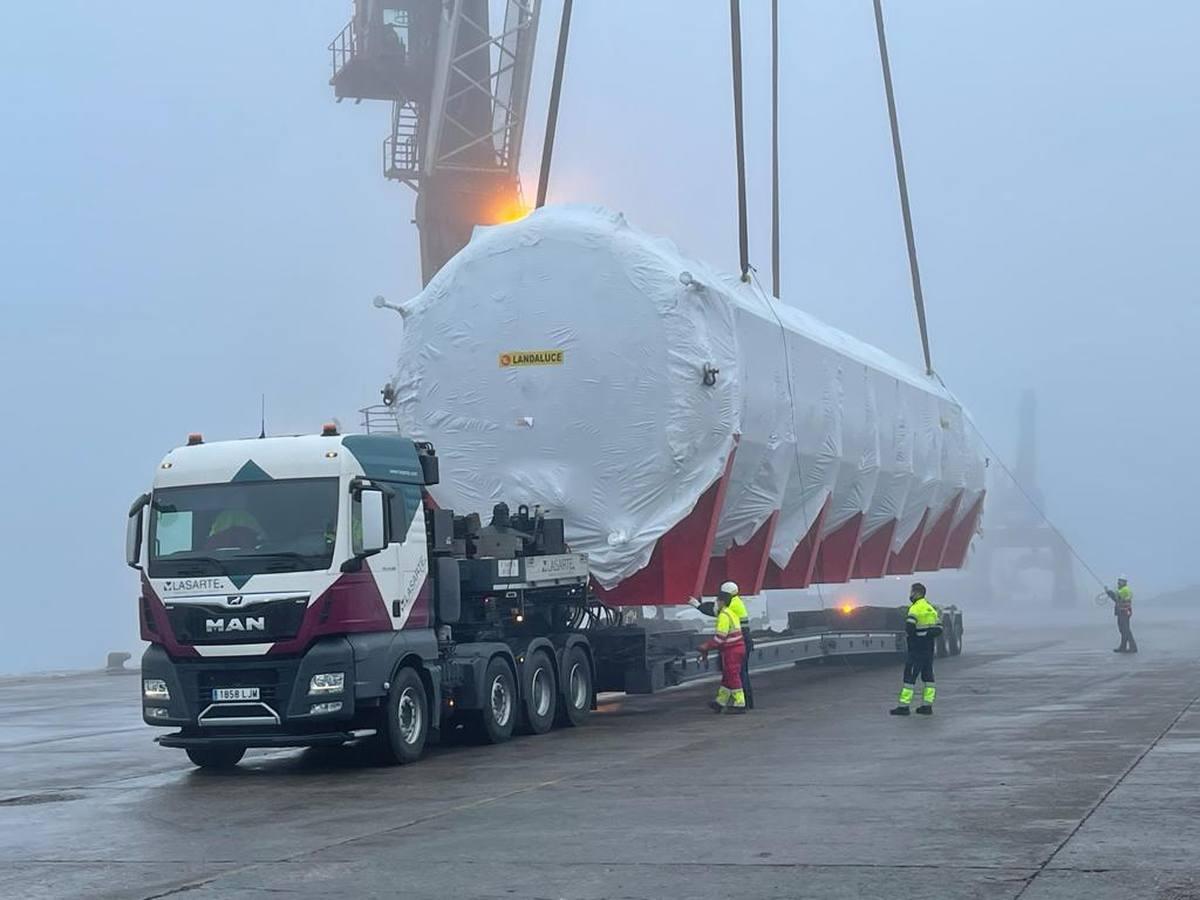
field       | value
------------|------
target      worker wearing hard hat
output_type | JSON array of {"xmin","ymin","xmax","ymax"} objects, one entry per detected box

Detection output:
[
  {"xmin": 697, "ymin": 591, "xmax": 748, "ymax": 714},
  {"xmin": 690, "ymin": 581, "xmax": 754, "ymax": 709},
  {"xmin": 1106, "ymin": 576, "xmax": 1137, "ymax": 653},
  {"xmin": 890, "ymin": 582, "xmax": 943, "ymax": 717}
]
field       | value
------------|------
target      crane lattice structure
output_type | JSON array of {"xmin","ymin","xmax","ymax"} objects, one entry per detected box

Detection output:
[{"xmin": 330, "ymin": 0, "xmax": 540, "ymax": 284}]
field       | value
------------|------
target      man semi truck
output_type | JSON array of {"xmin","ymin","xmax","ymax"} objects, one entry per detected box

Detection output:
[{"xmin": 126, "ymin": 428, "xmax": 963, "ymax": 769}]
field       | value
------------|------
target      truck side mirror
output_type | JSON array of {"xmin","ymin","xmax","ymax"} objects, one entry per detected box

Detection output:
[
  {"xmin": 435, "ymin": 557, "xmax": 461, "ymax": 624},
  {"xmin": 431, "ymin": 507, "xmax": 454, "ymax": 551},
  {"xmin": 359, "ymin": 489, "xmax": 387, "ymax": 555},
  {"xmin": 126, "ymin": 494, "xmax": 149, "ymax": 569}
]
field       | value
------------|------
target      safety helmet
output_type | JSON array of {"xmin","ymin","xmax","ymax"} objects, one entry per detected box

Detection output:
[
  {"xmin": 1117, "ymin": 575, "xmax": 1128, "ymax": 585},
  {"xmin": 719, "ymin": 581, "xmax": 739, "ymax": 596}
]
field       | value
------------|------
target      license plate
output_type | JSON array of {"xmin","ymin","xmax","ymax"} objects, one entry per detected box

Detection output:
[{"xmin": 213, "ymin": 687, "xmax": 260, "ymax": 702}]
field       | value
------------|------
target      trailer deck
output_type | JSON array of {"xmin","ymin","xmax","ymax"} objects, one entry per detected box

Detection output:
[{"xmin": 598, "ymin": 603, "xmax": 961, "ymax": 694}]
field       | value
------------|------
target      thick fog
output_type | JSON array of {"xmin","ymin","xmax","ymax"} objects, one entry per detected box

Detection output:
[{"xmin": 1, "ymin": 2, "xmax": 1196, "ymax": 672}]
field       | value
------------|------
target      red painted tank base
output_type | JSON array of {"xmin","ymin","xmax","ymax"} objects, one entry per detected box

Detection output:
[
  {"xmin": 812, "ymin": 512, "xmax": 865, "ymax": 584},
  {"xmin": 763, "ymin": 497, "xmax": 831, "ymax": 590},
  {"xmin": 915, "ymin": 491, "xmax": 963, "ymax": 572},
  {"xmin": 704, "ymin": 511, "xmax": 779, "ymax": 597},
  {"xmin": 852, "ymin": 519, "xmax": 898, "ymax": 580},
  {"xmin": 887, "ymin": 509, "xmax": 929, "ymax": 575},
  {"xmin": 593, "ymin": 450, "xmax": 736, "ymax": 607},
  {"xmin": 941, "ymin": 492, "xmax": 985, "ymax": 570}
]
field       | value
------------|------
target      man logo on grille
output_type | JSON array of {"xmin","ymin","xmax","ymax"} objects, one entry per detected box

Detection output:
[{"xmin": 206, "ymin": 617, "xmax": 265, "ymax": 634}]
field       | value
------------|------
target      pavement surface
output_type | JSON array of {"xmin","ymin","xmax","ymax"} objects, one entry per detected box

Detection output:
[{"xmin": 2, "ymin": 614, "xmax": 1199, "ymax": 900}]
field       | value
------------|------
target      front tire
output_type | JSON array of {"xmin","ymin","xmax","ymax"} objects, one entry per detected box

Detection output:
[
  {"xmin": 185, "ymin": 745, "xmax": 245, "ymax": 770},
  {"xmin": 380, "ymin": 666, "xmax": 429, "ymax": 764},
  {"xmin": 474, "ymin": 657, "xmax": 516, "ymax": 744},
  {"xmin": 519, "ymin": 651, "xmax": 558, "ymax": 735},
  {"xmin": 555, "ymin": 645, "xmax": 593, "ymax": 727}
]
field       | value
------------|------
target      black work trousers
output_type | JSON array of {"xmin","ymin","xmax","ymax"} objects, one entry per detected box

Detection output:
[
  {"xmin": 1116, "ymin": 611, "xmax": 1138, "ymax": 652},
  {"xmin": 903, "ymin": 646, "xmax": 935, "ymax": 686},
  {"xmin": 740, "ymin": 630, "xmax": 755, "ymax": 709}
]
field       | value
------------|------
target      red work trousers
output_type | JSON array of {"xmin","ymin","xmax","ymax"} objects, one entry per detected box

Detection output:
[{"xmin": 720, "ymin": 641, "xmax": 747, "ymax": 691}]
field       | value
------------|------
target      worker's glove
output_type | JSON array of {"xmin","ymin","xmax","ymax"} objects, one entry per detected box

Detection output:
[
  {"xmin": 698, "ymin": 649, "xmax": 709, "ymax": 663},
  {"xmin": 687, "ymin": 596, "xmax": 701, "ymax": 609}
]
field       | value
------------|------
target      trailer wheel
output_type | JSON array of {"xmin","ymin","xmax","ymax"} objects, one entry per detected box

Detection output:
[
  {"xmin": 948, "ymin": 620, "xmax": 963, "ymax": 656},
  {"xmin": 474, "ymin": 657, "xmax": 516, "ymax": 744},
  {"xmin": 519, "ymin": 650, "xmax": 557, "ymax": 735},
  {"xmin": 185, "ymin": 745, "xmax": 245, "ymax": 770},
  {"xmin": 381, "ymin": 666, "xmax": 429, "ymax": 764},
  {"xmin": 935, "ymin": 629, "xmax": 949, "ymax": 658},
  {"xmin": 555, "ymin": 645, "xmax": 592, "ymax": 728}
]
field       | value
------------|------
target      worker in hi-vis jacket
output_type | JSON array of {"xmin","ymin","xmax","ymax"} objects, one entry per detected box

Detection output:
[
  {"xmin": 890, "ymin": 582, "xmax": 943, "ymax": 717},
  {"xmin": 697, "ymin": 591, "xmax": 748, "ymax": 713},
  {"xmin": 1107, "ymin": 576, "xmax": 1137, "ymax": 653},
  {"xmin": 689, "ymin": 581, "xmax": 754, "ymax": 709}
]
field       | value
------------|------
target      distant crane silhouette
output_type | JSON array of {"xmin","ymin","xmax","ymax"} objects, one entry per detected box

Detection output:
[{"xmin": 973, "ymin": 390, "xmax": 1078, "ymax": 607}]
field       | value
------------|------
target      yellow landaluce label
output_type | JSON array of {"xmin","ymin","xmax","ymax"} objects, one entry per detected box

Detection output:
[{"xmin": 499, "ymin": 350, "xmax": 565, "ymax": 368}]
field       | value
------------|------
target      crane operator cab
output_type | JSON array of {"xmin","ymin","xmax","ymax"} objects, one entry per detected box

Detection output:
[{"xmin": 329, "ymin": 0, "xmax": 437, "ymax": 102}]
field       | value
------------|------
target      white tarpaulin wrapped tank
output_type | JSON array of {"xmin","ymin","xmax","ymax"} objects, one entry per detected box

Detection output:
[{"xmin": 387, "ymin": 206, "xmax": 983, "ymax": 590}]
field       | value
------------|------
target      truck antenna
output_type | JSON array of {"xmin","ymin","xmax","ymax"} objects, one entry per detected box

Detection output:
[{"xmin": 259, "ymin": 394, "xmax": 266, "ymax": 439}]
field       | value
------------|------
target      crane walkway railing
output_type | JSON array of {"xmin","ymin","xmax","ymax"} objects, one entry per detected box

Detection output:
[
  {"xmin": 360, "ymin": 404, "xmax": 400, "ymax": 435},
  {"xmin": 328, "ymin": 20, "xmax": 359, "ymax": 82}
]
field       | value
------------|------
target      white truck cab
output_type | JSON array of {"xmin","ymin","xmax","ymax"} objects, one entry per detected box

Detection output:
[{"xmin": 126, "ymin": 428, "xmax": 443, "ymax": 766}]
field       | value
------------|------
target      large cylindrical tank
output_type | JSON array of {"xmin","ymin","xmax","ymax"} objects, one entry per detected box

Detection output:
[{"xmin": 387, "ymin": 206, "xmax": 984, "ymax": 593}]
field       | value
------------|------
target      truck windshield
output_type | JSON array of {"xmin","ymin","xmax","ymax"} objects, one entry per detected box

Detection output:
[{"xmin": 147, "ymin": 478, "xmax": 339, "ymax": 578}]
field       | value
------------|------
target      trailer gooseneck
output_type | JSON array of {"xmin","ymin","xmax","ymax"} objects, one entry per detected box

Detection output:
[{"xmin": 126, "ymin": 430, "xmax": 963, "ymax": 769}]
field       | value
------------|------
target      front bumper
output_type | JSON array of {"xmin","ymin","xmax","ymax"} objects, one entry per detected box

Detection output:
[
  {"xmin": 140, "ymin": 637, "xmax": 369, "ymax": 745},
  {"xmin": 157, "ymin": 729, "xmax": 376, "ymax": 750}
]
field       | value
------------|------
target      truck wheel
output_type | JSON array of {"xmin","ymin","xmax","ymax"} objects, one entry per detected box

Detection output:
[
  {"xmin": 555, "ymin": 645, "xmax": 592, "ymax": 728},
  {"xmin": 381, "ymin": 666, "xmax": 429, "ymax": 764},
  {"xmin": 519, "ymin": 650, "xmax": 557, "ymax": 735},
  {"xmin": 935, "ymin": 631, "xmax": 949, "ymax": 658},
  {"xmin": 475, "ymin": 657, "xmax": 516, "ymax": 744},
  {"xmin": 185, "ymin": 745, "xmax": 245, "ymax": 770}
]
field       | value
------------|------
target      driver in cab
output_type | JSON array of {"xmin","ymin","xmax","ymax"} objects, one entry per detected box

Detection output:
[{"xmin": 205, "ymin": 505, "xmax": 263, "ymax": 551}]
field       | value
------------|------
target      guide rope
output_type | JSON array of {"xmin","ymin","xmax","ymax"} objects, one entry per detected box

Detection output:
[{"xmin": 935, "ymin": 377, "xmax": 1110, "ymax": 591}]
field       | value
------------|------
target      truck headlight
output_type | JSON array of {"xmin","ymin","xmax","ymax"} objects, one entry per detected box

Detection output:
[
  {"xmin": 310, "ymin": 701, "xmax": 343, "ymax": 715},
  {"xmin": 143, "ymin": 678, "xmax": 170, "ymax": 700},
  {"xmin": 144, "ymin": 706, "xmax": 170, "ymax": 720},
  {"xmin": 309, "ymin": 673, "xmax": 345, "ymax": 696}
]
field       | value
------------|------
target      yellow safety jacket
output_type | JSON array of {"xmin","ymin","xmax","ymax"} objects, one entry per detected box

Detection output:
[
  {"xmin": 1115, "ymin": 585, "xmax": 1133, "ymax": 613},
  {"xmin": 906, "ymin": 598, "xmax": 943, "ymax": 638},
  {"xmin": 728, "ymin": 594, "xmax": 748, "ymax": 627},
  {"xmin": 702, "ymin": 607, "xmax": 745, "ymax": 651}
]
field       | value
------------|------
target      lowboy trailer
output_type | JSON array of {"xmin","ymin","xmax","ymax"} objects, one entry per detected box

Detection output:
[{"xmin": 126, "ymin": 429, "xmax": 963, "ymax": 769}]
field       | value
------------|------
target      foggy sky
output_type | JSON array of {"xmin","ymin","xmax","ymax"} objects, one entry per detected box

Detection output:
[{"xmin": 1, "ymin": 1, "xmax": 1196, "ymax": 672}]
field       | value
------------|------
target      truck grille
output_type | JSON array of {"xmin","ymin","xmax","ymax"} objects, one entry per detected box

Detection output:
[{"xmin": 165, "ymin": 597, "xmax": 308, "ymax": 645}]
